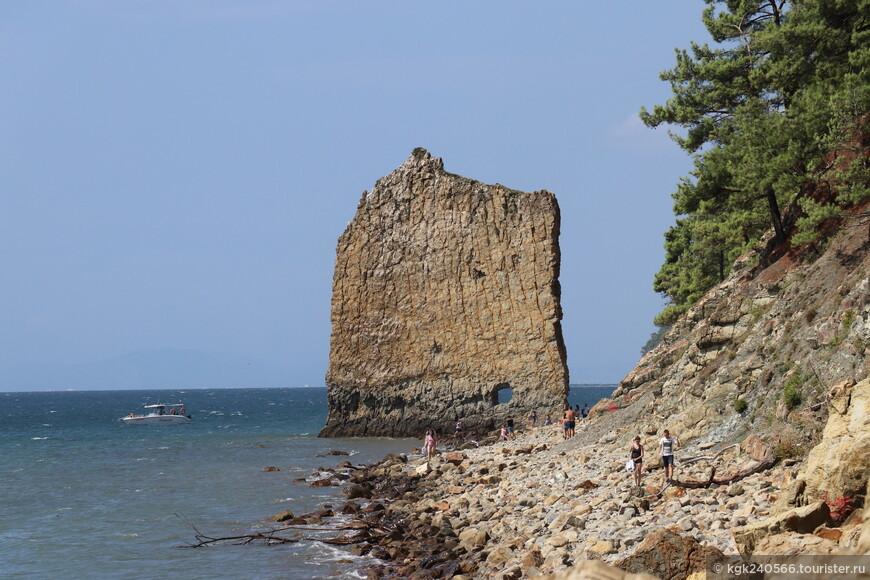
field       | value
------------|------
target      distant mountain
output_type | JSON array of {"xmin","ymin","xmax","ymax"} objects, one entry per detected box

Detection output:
[{"xmin": 0, "ymin": 348, "xmax": 301, "ymax": 391}]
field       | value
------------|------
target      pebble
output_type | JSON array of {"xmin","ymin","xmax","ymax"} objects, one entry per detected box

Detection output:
[{"xmin": 320, "ymin": 424, "xmax": 783, "ymax": 577}]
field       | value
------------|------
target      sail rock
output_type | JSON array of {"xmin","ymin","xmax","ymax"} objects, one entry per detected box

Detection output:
[{"xmin": 321, "ymin": 148, "xmax": 568, "ymax": 437}]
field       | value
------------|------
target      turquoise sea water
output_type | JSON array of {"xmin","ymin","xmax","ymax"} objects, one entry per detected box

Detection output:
[
  {"xmin": 0, "ymin": 388, "xmax": 415, "ymax": 579},
  {"xmin": 1, "ymin": 385, "xmax": 615, "ymax": 579},
  {"xmin": 567, "ymin": 385, "xmax": 616, "ymax": 411}
]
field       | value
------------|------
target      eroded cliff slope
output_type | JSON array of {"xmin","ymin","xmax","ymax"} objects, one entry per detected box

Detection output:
[
  {"xmin": 589, "ymin": 203, "xmax": 869, "ymax": 504},
  {"xmin": 321, "ymin": 149, "xmax": 568, "ymax": 437}
]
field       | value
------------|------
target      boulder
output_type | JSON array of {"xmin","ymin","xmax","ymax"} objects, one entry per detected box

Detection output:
[
  {"xmin": 789, "ymin": 378, "xmax": 870, "ymax": 508},
  {"xmin": 310, "ymin": 478, "xmax": 337, "ymax": 487},
  {"xmin": 445, "ymin": 452, "xmax": 466, "ymax": 466},
  {"xmin": 726, "ymin": 484, "xmax": 744, "ymax": 497},
  {"xmin": 857, "ymin": 479, "xmax": 870, "ymax": 554},
  {"xmin": 458, "ymin": 527, "xmax": 489, "ymax": 549},
  {"xmin": 814, "ymin": 527, "xmax": 843, "ymax": 542},
  {"xmin": 537, "ymin": 559, "xmax": 659, "ymax": 579},
  {"xmin": 615, "ymin": 528, "xmax": 726, "ymax": 580},
  {"xmin": 344, "ymin": 484, "xmax": 373, "ymax": 499},
  {"xmin": 545, "ymin": 535, "xmax": 569, "ymax": 548},
  {"xmin": 586, "ymin": 539, "xmax": 618, "ymax": 556},
  {"xmin": 753, "ymin": 532, "xmax": 840, "ymax": 555},
  {"xmin": 267, "ymin": 509, "xmax": 294, "ymax": 522},
  {"xmin": 485, "ymin": 545, "xmax": 515, "ymax": 568},
  {"xmin": 740, "ymin": 434, "xmax": 774, "ymax": 463},
  {"xmin": 263, "ymin": 466, "xmax": 280, "ymax": 472},
  {"xmin": 520, "ymin": 548, "xmax": 544, "ymax": 572},
  {"xmin": 733, "ymin": 501, "xmax": 830, "ymax": 556}
]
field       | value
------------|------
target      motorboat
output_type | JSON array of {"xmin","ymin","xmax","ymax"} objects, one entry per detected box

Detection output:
[{"xmin": 120, "ymin": 404, "xmax": 192, "ymax": 425}]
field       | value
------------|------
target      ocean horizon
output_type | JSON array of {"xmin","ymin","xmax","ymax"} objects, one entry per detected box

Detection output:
[{"xmin": 1, "ymin": 385, "xmax": 615, "ymax": 578}]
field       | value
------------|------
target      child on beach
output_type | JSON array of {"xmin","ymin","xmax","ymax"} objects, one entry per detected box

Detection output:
[{"xmin": 500, "ymin": 424, "xmax": 508, "ymax": 441}]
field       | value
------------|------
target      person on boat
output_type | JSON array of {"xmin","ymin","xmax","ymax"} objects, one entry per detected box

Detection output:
[{"xmin": 170, "ymin": 408, "xmax": 178, "ymax": 415}]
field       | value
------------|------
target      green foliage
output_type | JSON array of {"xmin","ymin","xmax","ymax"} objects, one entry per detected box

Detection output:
[
  {"xmin": 643, "ymin": 0, "xmax": 870, "ymax": 323},
  {"xmin": 831, "ymin": 308, "xmax": 857, "ymax": 348},
  {"xmin": 842, "ymin": 308, "xmax": 857, "ymax": 331},
  {"xmin": 773, "ymin": 439, "xmax": 802, "ymax": 459},
  {"xmin": 641, "ymin": 325, "xmax": 671, "ymax": 356},
  {"xmin": 734, "ymin": 397, "xmax": 748, "ymax": 413},
  {"xmin": 783, "ymin": 370, "xmax": 804, "ymax": 409}
]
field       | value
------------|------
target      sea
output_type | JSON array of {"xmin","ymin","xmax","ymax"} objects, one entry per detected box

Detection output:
[{"xmin": 0, "ymin": 385, "xmax": 614, "ymax": 579}]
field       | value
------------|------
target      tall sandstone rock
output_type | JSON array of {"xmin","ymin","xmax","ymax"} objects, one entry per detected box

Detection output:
[{"xmin": 320, "ymin": 149, "xmax": 569, "ymax": 437}]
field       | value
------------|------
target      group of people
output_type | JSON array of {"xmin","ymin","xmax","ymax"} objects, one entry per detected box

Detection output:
[
  {"xmin": 425, "ymin": 412, "xmax": 681, "ymax": 489},
  {"xmin": 500, "ymin": 416, "xmax": 515, "ymax": 441},
  {"xmin": 627, "ymin": 429, "xmax": 679, "ymax": 487}
]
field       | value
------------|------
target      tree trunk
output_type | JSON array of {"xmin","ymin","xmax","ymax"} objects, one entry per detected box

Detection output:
[{"xmin": 767, "ymin": 189, "xmax": 786, "ymax": 243}]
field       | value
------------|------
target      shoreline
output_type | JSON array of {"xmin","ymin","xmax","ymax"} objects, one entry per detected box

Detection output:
[
  {"xmin": 281, "ymin": 419, "xmax": 784, "ymax": 578},
  {"xmin": 277, "ymin": 378, "xmax": 869, "ymax": 579}
]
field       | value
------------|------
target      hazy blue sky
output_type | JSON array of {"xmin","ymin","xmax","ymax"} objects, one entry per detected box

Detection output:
[{"xmin": 1, "ymin": 2, "xmax": 710, "ymax": 390}]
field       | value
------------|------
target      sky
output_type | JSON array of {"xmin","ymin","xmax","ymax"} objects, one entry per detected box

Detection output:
[{"xmin": 0, "ymin": 2, "xmax": 712, "ymax": 391}]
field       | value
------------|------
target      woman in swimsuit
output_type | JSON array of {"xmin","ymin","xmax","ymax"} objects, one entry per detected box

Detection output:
[
  {"xmin": 629, "ymin": 436, "xmax": 644, "ymax": 487},
  {"xmin": 424, "ymin": 429, "xmax": 438, "ymax": 462}
]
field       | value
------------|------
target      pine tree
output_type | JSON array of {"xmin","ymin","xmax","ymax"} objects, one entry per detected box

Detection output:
[{"xmin": 643, "ymin": 0, "xmax": 869, "ymax": 325}]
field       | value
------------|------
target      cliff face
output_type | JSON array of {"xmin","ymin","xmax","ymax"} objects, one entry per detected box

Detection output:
[
  {"xmin": 590, "ymin": 203, "xmax": 869, "ymax": 501},
  {"xmin": 321, "ymin": 149, "xmax": 568, "ymax": 437}
]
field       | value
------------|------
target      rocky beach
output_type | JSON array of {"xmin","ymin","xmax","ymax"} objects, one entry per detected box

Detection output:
[
  {"xmin": 296, "ymin": 150, "xmax": 870, "ymax": 577},
  {"xmin": 276, "ymin": 376, "xmax": 868, "ymax": 579}
]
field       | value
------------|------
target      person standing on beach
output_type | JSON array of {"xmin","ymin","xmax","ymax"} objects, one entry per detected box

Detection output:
[
  {"xmin": 561, "ymin": 408, "xmax": 570, "ymax": 439},
  {"xmin": 505, "ymin": 416, "xmax": 515, "ymax": 440},
  {"xmin": 581, "ymin": 403, "xmax": 589, "ymax": 418},
  {"xmin": 529, "ymin": 411, "xmax": 537, "ymax": 428},
  {"xmin": 657, "ymin": 429, "xmax": 678, "ymax": 483},
  {"xmin": 629, "ymin": 436, "xmax": 644, "ymax": 487},
  {"xmin": 424, "ymin": 429, "xmax": 438, "ymax": 462},
  {"xmin": 562, "ymin": 407, "xmax": 577, "ymax": 438}
]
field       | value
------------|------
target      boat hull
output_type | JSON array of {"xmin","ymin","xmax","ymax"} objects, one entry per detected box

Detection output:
[{"xmin": 121, "ymin": 414, "xmax": 192, "ymax": 425}]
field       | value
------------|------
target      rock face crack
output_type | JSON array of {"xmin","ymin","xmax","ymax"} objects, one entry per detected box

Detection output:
[{"xmin": 320, "ymin": 149, "xmax": 569, "ymax": 437}]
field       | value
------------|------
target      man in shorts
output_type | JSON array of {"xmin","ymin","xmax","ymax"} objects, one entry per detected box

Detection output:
[{"xmin": 657, "ymin": 429, "xmax": 679, "ymax": 483}]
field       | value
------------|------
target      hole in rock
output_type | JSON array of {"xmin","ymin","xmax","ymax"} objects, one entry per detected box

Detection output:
[{"xmin": 493, "ymin": 384, "xmax": 513, "ymax": 405}]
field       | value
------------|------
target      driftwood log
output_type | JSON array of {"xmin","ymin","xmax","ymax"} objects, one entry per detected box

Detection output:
[
  {"xmin": 679, "ymin": 443, "xmax": 740, "ymax": 466},
  {"xmin": 644, "ymin": 443, "xmax": 778, "ymax": 494},
  {"xmin": 175, "ymin": 513, "xmax": 387, "ymax": 549},
  {"xmin": 671, "ymin": 454, "xmax": 778, "ymax": 489}
]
